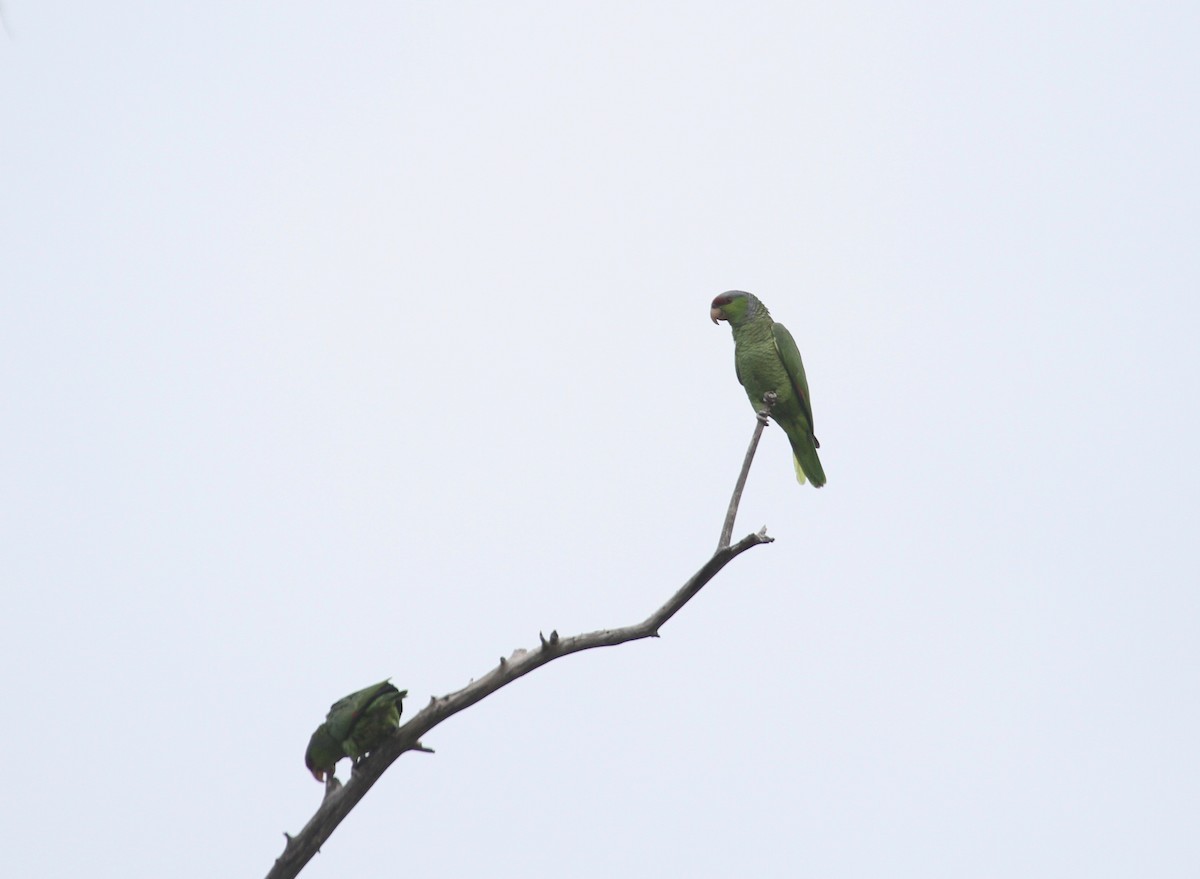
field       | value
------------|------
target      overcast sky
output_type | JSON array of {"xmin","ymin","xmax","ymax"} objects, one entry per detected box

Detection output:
[{"xmin": 2, "ymin": 3, "xmax": 1198, "ymax": 877}]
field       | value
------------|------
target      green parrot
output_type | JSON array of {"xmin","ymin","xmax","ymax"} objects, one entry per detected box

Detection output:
[
  {"xmin": 710, "ymin": 291, "xmax": 826, "ymax": 487},
  {"xmin": 305, "ymin": 680, "xmax": 407, "ymax": 782}
]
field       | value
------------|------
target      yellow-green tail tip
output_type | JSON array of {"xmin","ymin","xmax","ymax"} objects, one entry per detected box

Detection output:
[
  {"xmin": 793, "ymin": 455, "xmax": 807, "ymax": 484},
  {"xmin": 793, "ymin": 452, "xmax": 827, "ymax": 488}
]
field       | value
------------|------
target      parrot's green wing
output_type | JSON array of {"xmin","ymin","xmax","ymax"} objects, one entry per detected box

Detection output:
[
  {"xmin": 343, "ymin": 689, "xmax": 405, "ymax": 759},
  {"xmin": 771, "ymin": 322, "xmax": 818, "ymax": 444},
  {"xmin": 325, "ymin": 680, "xmax": 398, "ymax": 742}
]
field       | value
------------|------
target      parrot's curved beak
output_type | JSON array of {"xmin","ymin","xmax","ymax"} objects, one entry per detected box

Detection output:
[
  {"xmin": 710, "ymin": 306, "xmax": 724, "ymax": 324},
  {"xmin": 310, "ymin": 768, "xmax": 326, "ymax": 782}
]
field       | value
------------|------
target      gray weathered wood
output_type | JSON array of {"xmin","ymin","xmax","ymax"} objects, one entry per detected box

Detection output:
[
  {"xmin": 267, "ymin": 414, "xmax": 776, "ymax": 878},
  {"xmin": 266, "ymin": 529, "xmax": 772, "ymax": 879}
]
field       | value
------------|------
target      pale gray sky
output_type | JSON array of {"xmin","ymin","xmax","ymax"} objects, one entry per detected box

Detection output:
[{"xmin": 2, "ymin": 3, "xmax": 1198, "ymax": 877}]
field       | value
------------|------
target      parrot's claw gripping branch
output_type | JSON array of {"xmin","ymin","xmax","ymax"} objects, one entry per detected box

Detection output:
[
  {"xmin": 755, "ymin": 391, "xmax": 778, "ymax": 425},
  {"xmin": 718, "ymin": 393, "xmax": 777, "ymax": 550}
]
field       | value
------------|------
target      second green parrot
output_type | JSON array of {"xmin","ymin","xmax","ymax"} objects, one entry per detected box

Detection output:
[
  {"xmin": 305, "ymin": 680, "xmax": 407, "ymax": 782},
  {"xmin": 711, "ymin": 290, "xmax": 826, "ymax": 487}
]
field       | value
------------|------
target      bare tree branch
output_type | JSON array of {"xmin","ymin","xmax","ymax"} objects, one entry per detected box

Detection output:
[
  {"xmin": 718, "ymin": 392, "xmax": 777, "ymax": 550},
  {"xmin": 266, "ymin": 418, "xmax": 777, "ymax": 879}
]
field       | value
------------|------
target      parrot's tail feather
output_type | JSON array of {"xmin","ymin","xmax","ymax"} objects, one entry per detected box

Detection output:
[{"xmin": 792, "ymin": 444, "xmax": 827, "ymax": 488}]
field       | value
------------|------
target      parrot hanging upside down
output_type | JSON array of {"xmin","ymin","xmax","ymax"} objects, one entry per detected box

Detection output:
[
  {"xmin": 710, "ymin": 291, "xmax": 826, "ymax": 488},
  {"xmin": 305, "ymin": 680, "xmax": 407, "ymax": 783}
]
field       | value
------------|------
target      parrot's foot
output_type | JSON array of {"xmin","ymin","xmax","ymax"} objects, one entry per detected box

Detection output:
[
  {"xmin": 755, "ymin": 409, "xmax": 772, "ymax": 425},
  {"xmin": 756, "ymin": 391, "xmax": 778, "ymax": 424}
]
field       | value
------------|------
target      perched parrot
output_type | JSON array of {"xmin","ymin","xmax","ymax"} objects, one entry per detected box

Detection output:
[
  {"xmin": 710, "ymin": 291, "xmax": 826, "ymax": 487},
  {"xmin": 305, "ymin": 680, "xmax": 407, "ymax": 782}
]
